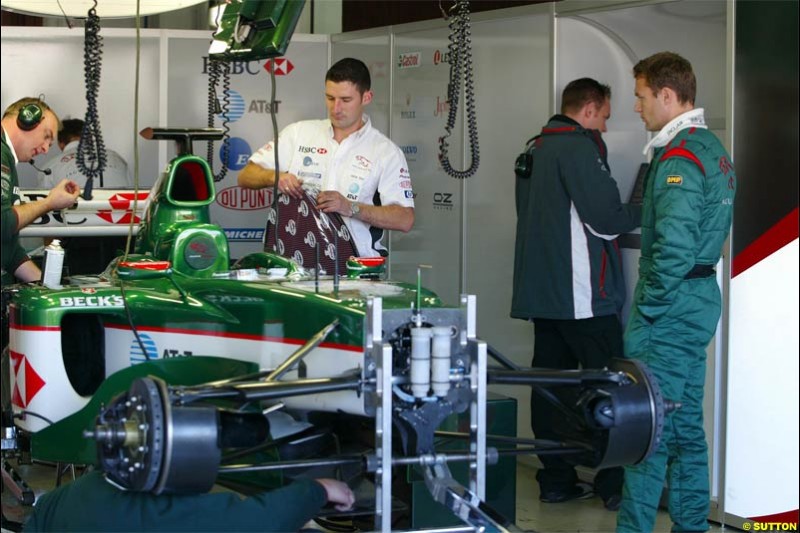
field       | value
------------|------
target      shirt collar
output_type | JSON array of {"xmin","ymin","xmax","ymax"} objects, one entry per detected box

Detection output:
[
  {"xmin": 327, "ymin": 114, "xmax": 372, "ymax": 141},
  {"xmin": 643, "ymin": 108, "xmax": 707, "ymax": 156},
  {"xmin": 2, "ymin": 128, "xmax": 19, "ymax": 164},
  {"xmin": 62, "ymin": 140, "xmax": 80, "ymax": 153}
]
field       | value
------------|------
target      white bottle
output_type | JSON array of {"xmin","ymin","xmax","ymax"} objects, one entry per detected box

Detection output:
[{"xmin": 42, "ymin": 239, "xmax": 65, "ymax": 289}]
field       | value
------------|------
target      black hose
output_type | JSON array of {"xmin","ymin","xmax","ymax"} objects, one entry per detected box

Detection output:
[{"xmin": 207, "ymin": 59, "xmax": 231, "ymax": 182}]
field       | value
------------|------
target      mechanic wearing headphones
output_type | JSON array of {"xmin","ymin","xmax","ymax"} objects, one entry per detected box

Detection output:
[{"xmin": 1, "ymin": 97, "xmax": 81, "ymax": 286}]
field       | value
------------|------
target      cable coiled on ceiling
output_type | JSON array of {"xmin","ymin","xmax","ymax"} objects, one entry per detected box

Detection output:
[
  {"xmin": 438, "ymin": 0, "xmax": 480, "ymax": 179},
  {"xmin": 76, "ymin": 0, "xmax": 107, "ymax": 183},
  {"xmin": 207, "ymin": 59, "xmax": 232, "ymax": 182}
]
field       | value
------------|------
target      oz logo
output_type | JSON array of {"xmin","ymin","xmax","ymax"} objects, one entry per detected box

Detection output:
[{"xmin": 221, "ymin": 137, "xmax": 252, "ymax": 171}]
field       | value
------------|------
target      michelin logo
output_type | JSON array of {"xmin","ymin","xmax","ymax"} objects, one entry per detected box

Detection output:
[{"xmin": 225, "ymin": 228, "xmax": 265, "ymax": 242}]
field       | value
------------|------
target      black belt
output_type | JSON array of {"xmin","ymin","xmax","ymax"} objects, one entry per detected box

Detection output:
[{"xmin": 684, "ymin": 264, "xmax": 716, "ymax": 279}]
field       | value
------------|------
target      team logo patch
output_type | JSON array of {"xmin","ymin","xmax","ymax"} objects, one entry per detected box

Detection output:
[{"xmin": 666, "ymin": 175, "xmax": 683, "ymax": 185}]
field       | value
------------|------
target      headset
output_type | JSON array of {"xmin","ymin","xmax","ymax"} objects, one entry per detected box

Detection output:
[{"xmin": 16, "ymin": 101, "xmax": 44, "ymax": 131}]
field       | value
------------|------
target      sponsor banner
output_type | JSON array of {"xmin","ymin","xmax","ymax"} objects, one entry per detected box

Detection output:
[
  {"xmin": 216, "ymin": 185, "xmax": 273, "ymax": 211},
  {"xmin": 18, "ymin": 190, "xmax": 149, "ymax": 228},
  {"xmin": 397, "ymin": 52, "xmax": 421, "ymax": 69},
  {"xmin": 400, "ymin": 144, "xmax": 419, "ymax": 162},
  {"xmin": 264, "ymin": 58, "xmax": 294, "ymax": 75},
  {"xmin": 221, "ymin": 90, "xmax": 246, "ymax": 122},
  {"xmin": 434, "ymin": 95, "xmax": 450, "ymax": 118},
  {"xmin": 225, "ymin": 227, "xmax": 265, "ymax": 242},
  {"xmin": 433, "ymin": 191, "xmax": 455, "ymax": 210},
  {"xmin": 221, "ymin": 137, "xmax": 252, "ymax": 171},
  {"xmin": 248, "ymin": 99, "xmax": 281, "ymax": 114}
]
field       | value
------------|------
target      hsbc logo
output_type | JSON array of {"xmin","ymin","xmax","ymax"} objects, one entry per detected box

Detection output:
[
  {"xmin": 202, "ymin": 56, "xmax": 260, "ymax": 75},
  {"xmin": 299, "ymin": 146, "xmax": 327, "ymax": 154},
  {"xmin": 265, "ymin": 58, "xmax": 294, "ymax": 76},
  {"xmin": 397, "ymin": 52, "xmax": 421, "ymax": 69}
]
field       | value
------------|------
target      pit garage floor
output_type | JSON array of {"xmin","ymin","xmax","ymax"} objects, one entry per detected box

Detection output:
[{"xmin": 2, "ymin": 460, "xmax": 728, "ymax": 532}]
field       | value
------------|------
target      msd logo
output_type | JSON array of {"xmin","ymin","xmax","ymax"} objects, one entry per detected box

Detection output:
[
  {"xmin": 217, "ymin": 185, "xmax": 274, "ymax": 211},
  {"xmin": 397, "ymin": 52, "xmax": 421, "ymax": 69},
  {"xmin": 264, "ymin": 58, "xmax": 294, "ymax": 75}
]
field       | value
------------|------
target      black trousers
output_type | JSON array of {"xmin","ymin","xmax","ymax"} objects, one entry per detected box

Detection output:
[{"xmin": 530, "ymin": 315, "xmax": 624, "ymax": 499}]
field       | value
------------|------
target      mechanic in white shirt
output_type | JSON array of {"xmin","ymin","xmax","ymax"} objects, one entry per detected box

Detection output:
[
  {"xmin": 38, "ymin": 118, "xmax": 131, "ymax": 190},
  {"xmin": 239, "ymin": 58, "xmax": 414, "ymax": 257}
]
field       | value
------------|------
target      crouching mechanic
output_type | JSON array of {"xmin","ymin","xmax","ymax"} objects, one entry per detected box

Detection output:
[
  {"xmin": 24, "ymin": 471, "xmax": 355, "ymax": 532},
  {"xmin": 239, "ymin": 57, "xmax": 414, "ymax": 257},
  {"xmin": 1, "ymin": 97, "xmax": 80, "ymax": 286}
]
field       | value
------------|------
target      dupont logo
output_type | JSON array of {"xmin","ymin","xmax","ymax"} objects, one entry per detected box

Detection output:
[
  {"xmin": 264, "ymin": 58, "xmax": 294, "ymax": 75},
  {"xmin": 216, "ymin": 185, "xmax": 273, "ymax": 210},
  {"xmin": 397, "ymin": 52, "xmax": 421, "ymax": 69},
  {"xmin": 225, "ymin": 228, "xmax": 265, "ymax": 242}
]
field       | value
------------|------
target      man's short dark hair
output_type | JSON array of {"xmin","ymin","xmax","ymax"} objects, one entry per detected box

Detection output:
[
  {"xmin": 561, "ymin": 78, "xmax": 611, "ymax": 114},
  {"xmin": 325, "ymin": 58, "xmax": 371, "ymax": 94},
  {"xmin": 633, "ymin": 52, "xmax": 696, "ymax": 105},
  {"xmin": 59, "ymin": 118, "xmax": 84, "ymax": 145}
]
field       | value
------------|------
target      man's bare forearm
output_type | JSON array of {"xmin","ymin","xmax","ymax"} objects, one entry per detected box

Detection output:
[
  {"xmin": 356, "ymin": 204, "xmax": 414, "ymax": 233},
  {"xmin": 238, "ymin": 163, "xmax": 277, "ymax": 189},
  {"xmin": 13, "ymin": 198, "xmax": 55, "ymax": 231}
]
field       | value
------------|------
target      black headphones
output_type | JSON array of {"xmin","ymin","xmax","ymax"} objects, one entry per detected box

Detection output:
[{"xmin": 17, "ymin": 102, "xmax": 44, "ymax": 131}]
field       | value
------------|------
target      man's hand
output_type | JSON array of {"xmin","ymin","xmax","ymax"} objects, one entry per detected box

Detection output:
[
  {"xmin": 317, "ymin": 190, "xmax": 352, "ymax": 217},
  {"xmin": 315, "ymin": 478, "xmax": 355, "ymax": 511},
  {"xmin": 276, "ymin": 172, "xmax": 304, "ymax": 199},
  {"xmin": 238, "ymin": 163, "xmax": 304, "ymax": 198},
  {"xmin": 47, "ymin": 179, "xmax": 80, "ymax": 210}
]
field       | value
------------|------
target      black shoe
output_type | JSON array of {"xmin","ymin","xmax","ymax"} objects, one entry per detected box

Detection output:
[
  {"xmin": 603, "ymin": 493, "xmax": 622, "ymax": 511},
  {"xmin": 539, "ymin": 482, "xmax": 594, "ymax": 503}
]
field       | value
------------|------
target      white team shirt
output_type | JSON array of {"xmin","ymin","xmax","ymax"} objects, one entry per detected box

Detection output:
[
  {"xmin": 38, "ymin": 141, "xmax": 131, "ymax": 189},
  {"xmin": 249, "ymin": 115, "xmax": 414, "ymax": 257}
]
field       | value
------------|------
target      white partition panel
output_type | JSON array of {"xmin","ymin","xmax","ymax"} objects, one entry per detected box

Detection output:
[
  {"xmin": 390, "ymin": 26, "xmax": 465, "ymax": 299},
  {"xmin": 0, "ymin": 28, "xmax": 162, "ymax": 190},
  {"xmin": 464, "ymin": 7, "xmax": 553, "ymax": 440}
]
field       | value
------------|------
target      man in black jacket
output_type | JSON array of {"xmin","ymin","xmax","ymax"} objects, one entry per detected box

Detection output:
[{"xmin": 511, "ymin": 78, "xmax": 641, "ymax": 510}]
